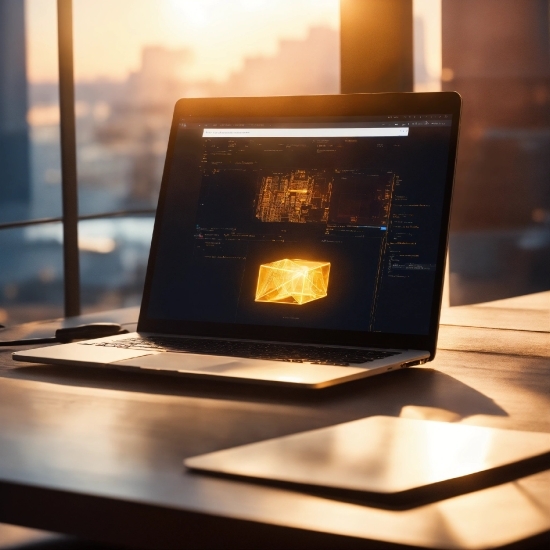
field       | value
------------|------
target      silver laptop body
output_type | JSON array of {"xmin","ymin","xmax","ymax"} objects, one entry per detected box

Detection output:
[{"xmin": 14, "ymin": 93, "xmax": 461, "ymax": 389}]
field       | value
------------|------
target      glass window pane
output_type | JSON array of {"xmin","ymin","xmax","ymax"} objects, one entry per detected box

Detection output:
[
  {"xmin": 0, "ymin": 0, "xmax": 63, "ymax": 225},
  {"xmin": 413, "ymin": 0, "xmax": 442, "ymax": 93},
  {"xmin": 442, "ymin": 0, "xmax": 550, "ymax": 305},
  {"xmin": 26, "ymin": 0, "xmax": 63, "ymax": 221},
  {"xmin": 79, "ymin": 216, "xmax": 154, "ymax": 314},
  {"xmin": 0, "ymin": 224, "xmax": 64, "ymax": 325},
  {"xmin": 1, "ymin": 0, "xmax": 30, "ymax": 224},
  {"xmin": 0, "ymin": 1, "xmax": 63, "ymax": 325},
  {"xmin": 0, "ymin": 217, "xmax": 154, "ymax": 325}
]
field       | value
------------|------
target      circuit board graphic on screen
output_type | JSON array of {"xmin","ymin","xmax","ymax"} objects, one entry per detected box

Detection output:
[{"xmin": 255, "ymin": 170, "xmax": 332, "ymax": 223}]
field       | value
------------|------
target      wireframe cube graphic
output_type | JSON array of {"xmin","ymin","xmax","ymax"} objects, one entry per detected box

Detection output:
[{"xmin": 255, "ymin": 259, "xmax": 331, "ymax": 305}]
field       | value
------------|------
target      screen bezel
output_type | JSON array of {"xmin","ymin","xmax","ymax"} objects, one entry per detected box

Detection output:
[{"xmin": 138, "ymin": 93, "xmax": 461, "ymax": 359}]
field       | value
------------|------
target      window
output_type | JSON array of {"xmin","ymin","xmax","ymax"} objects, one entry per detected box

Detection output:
[
  {"xmin": 442, "ymin": 0, "xmax": 550, "ymax": 304},
  {"xmin": 0, "ymin": 0, "xmax": 340, "ymax": 324},
  {"xmin": 0, "ymin": 0, "xmax": 63, "ymax": 324},
  {"xmin": 1, "ymin": 0, "xmax": 548, "ymax": 326}
]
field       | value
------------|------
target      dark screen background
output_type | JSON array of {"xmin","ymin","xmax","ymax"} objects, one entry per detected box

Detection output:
[{"xmin": 147, "ymin": 118, "xmax": 451, "ymax": 336}]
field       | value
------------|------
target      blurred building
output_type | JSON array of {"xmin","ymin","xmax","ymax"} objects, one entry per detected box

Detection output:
[
  {"xmin": 208, "ymin": 26, "xmax": 339, "ymax": 97},
  {"xmin": 126, "ymin": 46, "xmax": 192, "ymax": 107},
  {"xmin": 0, "ymin": 23, "xmax": 341, "ymax": 324},
  {"xmin": 443, "ymin": 0, "xmax": 550, "ymax": 304},
  {"xmin": 0, "ymin": 0, "xmax": 31, "ymax": 220}
]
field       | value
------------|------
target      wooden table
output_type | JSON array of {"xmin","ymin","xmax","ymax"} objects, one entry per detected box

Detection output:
[{"xmin": 0, "ymin": 293, "xmax": 549, "ymax": 549}]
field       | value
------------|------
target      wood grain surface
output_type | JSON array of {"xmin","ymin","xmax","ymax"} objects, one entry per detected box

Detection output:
[{"xmin": 0, "ymin": 294, "xmax": 549, "ymax": 549}]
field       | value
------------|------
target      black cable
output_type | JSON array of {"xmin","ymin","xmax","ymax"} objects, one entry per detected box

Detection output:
[
  {"xmin": 0, "ymin": 323, "xmax": 127, "ymax": 346},
  {"xmin": 0, "ymin": 337, "xmax": 58, "ymax": 346}
]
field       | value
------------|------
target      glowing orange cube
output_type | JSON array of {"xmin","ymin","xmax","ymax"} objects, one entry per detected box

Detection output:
[{"xmin": 255, "ymin": 259, "xmax": 330, "ymax": 305}]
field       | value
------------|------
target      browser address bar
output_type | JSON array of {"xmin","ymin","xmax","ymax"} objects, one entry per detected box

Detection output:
[{"xmin": 202, "ymin": 127, "xmax": 409, "ymax": 138}]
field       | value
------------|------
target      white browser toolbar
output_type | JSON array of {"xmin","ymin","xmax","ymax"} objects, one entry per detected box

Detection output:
[{"xmin": 202, "ymin": 127, "xmax": 409, "ymax": 138}]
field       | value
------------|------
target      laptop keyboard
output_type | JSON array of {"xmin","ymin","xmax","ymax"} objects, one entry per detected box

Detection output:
[{"xmin": 81, "ymin": 336, "xmax": 399, "ymax": 367}]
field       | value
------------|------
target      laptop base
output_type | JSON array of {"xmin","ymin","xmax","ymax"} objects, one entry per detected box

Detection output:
[{"xmin": 13, "ymin": 332, "xmax": 428, "ymax": 389}]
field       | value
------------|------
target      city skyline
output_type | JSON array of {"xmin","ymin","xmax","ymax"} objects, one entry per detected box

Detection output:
[{"xmin": 25, "ymin": 0, "xmax": 339, "ymax": 83}]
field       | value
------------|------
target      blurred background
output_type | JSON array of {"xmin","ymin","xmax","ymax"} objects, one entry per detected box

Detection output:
[{"xmin": 0, "ymin": 0, "xmax": 548, "ymax": 325}]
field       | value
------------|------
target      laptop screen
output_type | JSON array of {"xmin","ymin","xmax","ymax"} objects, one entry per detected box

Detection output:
[{"xmin": 145, "ymin": 110, "xmax": 454, "ymax": 340}]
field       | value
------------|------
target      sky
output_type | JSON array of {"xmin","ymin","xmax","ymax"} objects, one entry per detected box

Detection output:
[
  {"xmin": 26, "ymin": 0, "xmax": 440, "ymax": 90},
  {"xmin": 26, "ymin": 0, "xmax": 340, "ymax": 83}
]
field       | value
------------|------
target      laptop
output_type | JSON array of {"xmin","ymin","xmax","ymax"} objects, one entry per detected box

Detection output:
[{"xmin": 14, "ymin": 92, "xmax": 461, "ymax": 389}]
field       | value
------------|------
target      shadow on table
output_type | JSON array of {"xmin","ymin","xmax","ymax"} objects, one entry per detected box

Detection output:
[{"xmin": 6, "ymin": 361, "xmax": 507, "ymax": 423}]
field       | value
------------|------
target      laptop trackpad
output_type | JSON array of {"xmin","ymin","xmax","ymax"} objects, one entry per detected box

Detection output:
[{"xmin": 115, "ymin": 352, "xmax": 366, "ymax": 386}]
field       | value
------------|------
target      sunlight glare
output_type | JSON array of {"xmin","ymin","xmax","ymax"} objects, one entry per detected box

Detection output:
[
  {"xmin": 425, "ymin": 422, "xmax": 492, "ymax": 481},
  {"xmin": 27, "ymin": 0, "xmax": 339, "ymax": 83}
]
